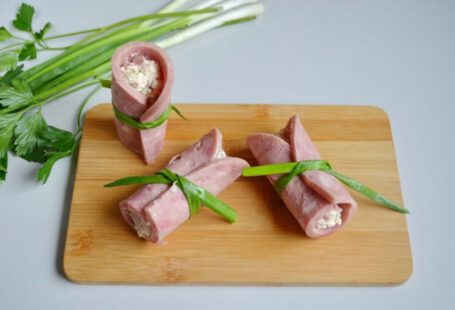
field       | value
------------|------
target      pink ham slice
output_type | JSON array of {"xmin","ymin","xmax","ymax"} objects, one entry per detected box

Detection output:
[
  {"xmin": 111, "ymin": 42, "xmax": 174, "ymax": 164},
  {"xmin": 119, "ymin": 128, "xmax": 223, "ymax": 226},
  {"xmin": 247, "ymin": 115, "xmax": 357, "ymax": 238},
  {"xmin": 119, "ymin": 128, "xmax": 249, "ymax": 243}
]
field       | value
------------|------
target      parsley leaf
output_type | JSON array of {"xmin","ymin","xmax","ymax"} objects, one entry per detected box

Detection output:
[
  {"xmin": 34, "ymin": 22, "xmax": 52, "ymax": 41},
  {"xmin": 0, "ymin": 112, "xmax": 22, "ymax": 182},
  {"xmin": 12, "ymin": 3, "xmax": 35, "ymax": 32},
  {"xmin": 41, "ymin": 126, "xmax": 77, "ymax": 151},
  {"xmin": 0, "ymin": 65, "xmax": 24, "ymax": 85},
  {"xmin": 0, "ymin": 79, "xmax": 34, "ymax": 112},
  {"xmin": 13, "ymin": 110, "xmax": 48, "ymax": 162},
  {"xmin": 18, "ymin": 42, "xmax": 37, "ymax": 61},
  {"xmin": 36, "ymin": 126, "xmax": 77, "ymax": 183},
  {"xmin": 0, "ymin": 51, "xmax": 18, "ymax": 72},
  {"xmin": 0, "ymin": 27, "xmax": 13, "ymax": 43},
  {"xmin": 36, "ymin": 149, "xmax": 72, "ymax": 184},
  {"xmin": 0, "ymin": 155, "xmax": 7, "ymax": 181}
]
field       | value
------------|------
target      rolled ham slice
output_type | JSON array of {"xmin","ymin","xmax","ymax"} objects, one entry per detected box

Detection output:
[
  {"xmin": 120, "ymin": 128, "xmax": 249, "ymax": 243},
  {"xmin": 247, "ymin": 115, "xmax": 357, "ymax": 238},
  {"xmin": 111, "ymin": 42, "xmax": 174, "ymax": 164}
]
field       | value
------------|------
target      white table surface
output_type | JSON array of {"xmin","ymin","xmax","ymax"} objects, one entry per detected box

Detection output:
[{"xmin": 1, "ymin": 0, "xmax": 454, "ymax": 309}]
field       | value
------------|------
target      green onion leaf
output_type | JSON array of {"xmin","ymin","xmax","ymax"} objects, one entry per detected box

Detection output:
[
  {"xmin": 12, "ymin": 3, "xmax": 35, "ymax": 32},
  {"xmin": 0, "ymin": 27, "xmax": 13, "ymax": 43},
  {"xmin": 113, "ymin": 104, "xmax": 172, "ymax": 130},
  {"xmin": 171, "ymin": 105, "xmax": 187, "ymax": 120},
  {"xmin": 242, "ymin": 162, "xmax": 303, "ymax": 177},
  {"xmin": 99, "ymin": 78, "xmax": 111, "ymax": 88},
  {"xmin": 275, "ymin": 160, "xmax": 331, "ymax": 194},
  {"xmin": 324, "ymin": 170, "xmax": 409, "ymax": 214},
  {"xmin": 105, "ymin": 168, "xmax": 237, "ymax": 223},
  {"xmin": 175, "ymin": 173, "xmax": 202, "ymax": 216},
  {"xmin": 221, "ymin": 16, "xmax": 257, "ymax": 27},
  {"xmin": 242, "ymin": 161, "xmax": 409, "ymax": 214},
  {"xmin": 104, "ymin": 174, "xmax": 172, "ymax": 188}
]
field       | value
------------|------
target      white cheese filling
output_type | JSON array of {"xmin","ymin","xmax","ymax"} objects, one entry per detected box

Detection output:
[
  {"xmin": 316, "ymin": 206, "xmax": 343, "ymax": 230},
  {"xmin": 128, "ymin": 210, "xmax": 151, "ymax": 239},
  {"xmin": 121, "ymin": 58, "xmax": 161, "ymax": 95},
  {"xmin": 217, "ymin": 149, "xmax": 227, "ymax": 158}
]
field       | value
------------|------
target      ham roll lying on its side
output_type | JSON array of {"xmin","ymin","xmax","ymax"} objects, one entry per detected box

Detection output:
[
  {"xmin": 120, "ymin": 128, "xmax": 249, "ymax": 243},
  {"xmin": 247, "ymin": 115, "xmax": 358, "ymax": 238},
  {"xmin": 111, "ymin": 42, "xmax": 173, "ymax": 164}
]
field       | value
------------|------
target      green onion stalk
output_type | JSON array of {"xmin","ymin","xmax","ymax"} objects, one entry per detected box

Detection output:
[
  {"xmin": 242, "ymin": 161, "xmax": 410, "ymax": 214},
  {"xmin": 0, "ymin": 0, "xmax": 265, "ymax": 183}
]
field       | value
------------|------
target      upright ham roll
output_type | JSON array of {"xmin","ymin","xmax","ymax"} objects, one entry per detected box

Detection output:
[
  {"xmin": 247, "ymin": 115, "xmax": 357, "ymax": 238},
  {"xmin": 111, "ymin": 42, "xmax": 174, "ymax": 164},
  {"xmin": 120, "ymin": 129, "xmax": 249, "ymax": 243}
]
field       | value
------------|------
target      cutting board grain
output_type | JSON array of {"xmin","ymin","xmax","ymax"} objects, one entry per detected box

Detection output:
[{"xmin": 63, "ymin": 104, "xmax": 412, "ymax": 285}]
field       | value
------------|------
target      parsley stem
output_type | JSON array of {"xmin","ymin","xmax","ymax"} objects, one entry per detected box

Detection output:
[
  {"xmin": 0, "ymin": 42, "xmax": 23, "ymax": 51},
  {"xmin": 12, "ymin": 36, "xmax": 27, "ymax": 42},
  {"xmin": 77, "ymin": 85, "xmax": 101, "ymax": 131},
  {"xmin": 43, "ymin": 29, "xmax": 99, "ymax": 41}
]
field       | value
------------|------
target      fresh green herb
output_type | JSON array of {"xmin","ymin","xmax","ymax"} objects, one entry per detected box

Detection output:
[
  {"xmin": 0, "ymin": 51, "xmax": 18, "ymax": 72},
  {"xmin": 12, "ymin": 3, "xmax": 35, "ymax": 32},
  {"xmin": 0, "ymin": 27, "xmax": 13, "ymax": 43},
  {"xmin": 99, "ymin": 78, "xmax": 112, "ymax": 88},
  {"xmin": 1, "ymin": 65, "xmax": 23, "ymax": 84},
  {"xmin": 0, "ymin": 0, "xmax": 264, "ymax": 184},
  {"xmin": 13, "ymin": 109, "xmax": 48, "ymax": 162},
  {"xmin": 34, "ymin": 22, "xmax": 52, "ymax": 41},
  {"xmin": 105, "ymin": 168, "xmax": 237, "ymax": 223},
  {"xmin": 242, "ymin": 161, "xmax": 409, "ymax": 214},
  {"xmin": 275, "ymin": 160, "xmax": 331, "ymax": 194},
  {"xmin": 0, "ymin": 79, "xmax": 34, "ymax": 112},
  {"xmin": 35, "ymin": 126, "xmax": 78, "ymax": 183},
  {"xmin": 18, "ymin": 42, "xmax": 36, "ymax": 60},
  {"xmin": 171, "ymin": 105, "xmax": 187, "ymax": 120},
  {"xmin": 112, "ymin": 104, "xmax": 172, "ymax": 129},
  {"xmin": 0, "ymin": 112, "xmax": 21, "ymax": 181}
]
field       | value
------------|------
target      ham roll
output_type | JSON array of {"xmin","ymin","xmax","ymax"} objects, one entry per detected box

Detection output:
[
  {"xmin": 111, "ymin": 42, "xmax": 174, "ymax": 164},
  {"xmin": 120, "ymin": 129, "xmax": 249, "ymax": 243},
  {"xmin": 247, "ymin": 115, "xmax": 357, "ymax": 238}
]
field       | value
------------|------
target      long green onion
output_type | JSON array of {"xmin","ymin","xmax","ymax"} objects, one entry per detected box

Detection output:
[
  {"xmin": 105, "ymin": 168, "xmax": 237, "ymax": 223},
  {"xmin": 242, "ymin": 161, "xmax": 409, "ymax": 214}
]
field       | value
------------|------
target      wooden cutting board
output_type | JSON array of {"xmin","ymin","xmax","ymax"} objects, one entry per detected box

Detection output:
[{"xmin": 63, "ymin": 104, "xmax": 412, "ymax": 285}]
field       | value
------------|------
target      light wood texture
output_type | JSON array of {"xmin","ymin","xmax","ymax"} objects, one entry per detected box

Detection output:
[{"xmin": 64, "ymin": 104, "xmax": 412, "ymax": 285}]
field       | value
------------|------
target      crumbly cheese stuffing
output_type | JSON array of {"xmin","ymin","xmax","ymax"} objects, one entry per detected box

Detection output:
[
  {"xmin": 217, "ymin": 150, "xmax": 227, "ymax": 158},
  {"xmin": 316, "ymin": 206, "xmax": 343, "ymax": 230},
  {"xmin": 121, "ymin": 58, "xmax": 160, "ymax": 95},
  {"xmin": 128, "ymin": 210, "xmax": 151, "ymax": 239}
]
